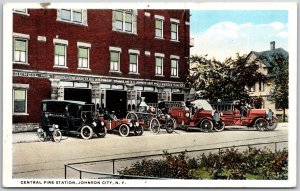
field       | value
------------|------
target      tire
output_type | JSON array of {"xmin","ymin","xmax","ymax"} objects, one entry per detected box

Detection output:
[
  {"xmin": 81, "ymin": 125, "xmax": 94, "ymax": 139},
  {"xmin": 165, "ymin": 118, "xmax": 175, "ymax": 133},
  {"xmin": 267, "ymin": 120, "xmax": 278, "ymax": 131},
  {"xmin": 119, "ymin": 124, "xmax": 130, "ymax": 137},
  {"xmin": 172, "ymin": 118, "xmax": 178, "ymax": 130},
  {"xmin": 97, "ymin": 127, "xmax": 107, "ymax": 138},
  {"xmin": 200, "ymin": 119, "xmax": 214, "ymax": 132},
  {"xmin": 150, "ymin": 118, "xmax": 160, "ymax": 135},
  {"xmin": 214, "ymin": 121, "xmax": 225, "ymax": 132},
  {"xmin": 37, "ymin": 128, "xmax": 46, "ymax": 142},
  {"xmin": 134, "ymin": 125, "xmax": 144, "ymax": 136},
  {"xmin": 52, "ymin": 129, "xmax": 62, "ymax": 143},
  {"xmin": 254, "ymin": 118, "xmax": 268, "ymax": 131}
]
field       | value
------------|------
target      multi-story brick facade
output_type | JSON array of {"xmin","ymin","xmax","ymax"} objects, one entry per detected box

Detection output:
[{"xmin": 12, "ymin": 9, "xmax": 191, "ymax": 131}]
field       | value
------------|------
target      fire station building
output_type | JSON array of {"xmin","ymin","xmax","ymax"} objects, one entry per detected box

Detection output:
[{"xmin": 12, "ymin": 9, "xmax": 191, "ymax": 131}]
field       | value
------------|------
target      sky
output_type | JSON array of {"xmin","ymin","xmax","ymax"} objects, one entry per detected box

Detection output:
[{"xmin": 190, "ymin": 10, "xmax": 288, "ymax": 61}]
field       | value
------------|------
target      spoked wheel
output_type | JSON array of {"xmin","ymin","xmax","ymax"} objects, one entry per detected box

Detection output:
[
  {"xmin": 150, "ymin": 118, "xmax": 160, "ymax": 135},
  {"xmin": 200, "ymin": 119, "xmax": 214, "ymax": 132},
  {"xmin": 37, "ymin": 128, "xmax": 46, "ymax": 142},
  {"xmin": 97, "ymin": 127, "xmax": 107, "ymax": 138},
  {"xmin": 267, "ymin": 120, "xmax": 278, "ymax": 131},
  {"xmin": 214, "ymin": 121, "xmax": 225, "ymax": 132},
  {"xmin": 165, "ymin": 118, "xmax": 176, "ymax": 133},
  {"xmin": 255, "ymin": 118, "xmax": 268, "ymax": 131},
  {"xmin": 119, "ymin": 124, "xmax": 130, "ymax": 137},
  {"xmin": 134, "ymin": 125, "xmax": 144, "ymax": 136},
  {"xmin": 81, "ymin": 125, "xmax": 94, "ymax": 139},
  {"xmin": 52, "ymin": 129, "xmax": 62, "ymax": 143}
]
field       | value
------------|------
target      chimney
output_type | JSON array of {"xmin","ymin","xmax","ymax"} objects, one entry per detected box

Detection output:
[{"xmin": 270, "ymin": 41, "xmax": 275, "ymax": 50}]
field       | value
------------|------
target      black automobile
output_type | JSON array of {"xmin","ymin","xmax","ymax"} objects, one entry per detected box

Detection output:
[{"xmin": 40, "ymin": 100, "xmax": 107, "ymax": 139}]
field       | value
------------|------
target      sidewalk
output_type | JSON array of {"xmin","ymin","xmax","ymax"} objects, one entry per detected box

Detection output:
[{"xmin": 13, "ymin": 131, "xmax": 39, "ymax": 144}]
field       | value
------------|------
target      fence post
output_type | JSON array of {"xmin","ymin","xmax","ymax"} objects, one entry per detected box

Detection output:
[
  {"xmin": 79, "ymin": 170, "xmax": 82, "ymax": 179},
  {"xmin": 275, "ymin": 142, "xmax": 277, "ymax": 152},
  {"xmin": 64, "ymin": 165, "xmax": 67, "ymax": 179},
  {"xmin": 113, "ymin": 159, "xmax": 115, "ymax": 174}
]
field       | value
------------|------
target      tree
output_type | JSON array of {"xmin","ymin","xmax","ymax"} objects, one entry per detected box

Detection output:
[
  {"xmin": 190, "ymin": 54, "xmax": 264, "ymax": 103},
  {"xmin": 263, "ymin": 53, "xmax": 289, "ymax": 122}
]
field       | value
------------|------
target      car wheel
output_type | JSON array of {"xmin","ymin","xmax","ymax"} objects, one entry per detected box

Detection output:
[
  {"xmin": 165, "ymin": 118, "xmax": 175, "ymax": 133},
  {"xmin": 37, "ymin": 128, "xmax": 46, "ymax": 142},
  {"xmin": 150, "ymin": 118, "xmax": 160, "ymax": 135},
  {"xmin": 81, "ymin": 125, "xmax": 94, "ymax": 139},
  {"xmin": 267, "ymin": 120, "xmax": 278, "ymax": 131},
  {"xmin": 119, "ymin": 124, "xmax": 130, "ymax": 137},
  {"xmin": 97, "ymin": 127, "xmax": 107, "ymax": 138},
  {"xmin": 214, "ymin": 121, "xmax": 225, "ymax": 132},
  {"xmin": 255, "ymin": 118, "xmax": 268, "ymax": 131},
  {"xmin": 200, "ymin": 119, "xmax": 214, "ymax": 132},
  {"xmin": 52, "ymin": 129, "xmax": 62, "ymax": 143},
  {"xmin": 134, "ymin": 125, "xmax": 144, "ymax": 136}
]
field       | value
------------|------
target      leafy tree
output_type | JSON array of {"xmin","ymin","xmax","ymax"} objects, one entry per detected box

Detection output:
[
  {"xmin": 190, "ymin": 55, "xmax": 264, "ymax": 103},
  {"xmin": 261, "ymin": 53, "xmax": 289, "ymax": 122}
]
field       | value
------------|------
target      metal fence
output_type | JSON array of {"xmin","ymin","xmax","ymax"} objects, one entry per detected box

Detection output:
[{"xmin": 64, "ymin": 140, "xmax": 288, "ymax": 179}]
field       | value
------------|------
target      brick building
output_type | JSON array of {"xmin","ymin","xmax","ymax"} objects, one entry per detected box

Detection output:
[{"xmin": 12, "ymin": 9, "xmax": 191, "ymax": 131}]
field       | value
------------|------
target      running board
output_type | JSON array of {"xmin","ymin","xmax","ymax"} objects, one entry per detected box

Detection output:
[{"xmin": 186, "ymin": 126, "xmax": 201, "ymax": 131}]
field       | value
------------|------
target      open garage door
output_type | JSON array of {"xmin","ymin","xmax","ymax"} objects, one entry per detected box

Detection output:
[
  {"xmin": 141, "ymin": 92, "xmax": 158, "ymax": 104},
  {"xmin": 64, "ymin": 88, "xmax": 92, "ymax": 103},
  {"xmin": 171, "ymin": 93, "xmax": 184, "ymax": 101},
  {"xmin": 106, "ymin": 90, "xmax": 127, "ymax": 118}
]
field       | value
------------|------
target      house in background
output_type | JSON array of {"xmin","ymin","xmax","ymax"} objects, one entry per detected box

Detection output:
[
  {"xmin": 12, "ymin": 9, "xmax": 192, "ymax": 132},
  {"xmin": 244, "ymin": 41, "xmax": 288, "ymax": 116}
]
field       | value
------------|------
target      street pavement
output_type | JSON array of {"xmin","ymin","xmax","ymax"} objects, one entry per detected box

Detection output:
[
  {"xmin": 11, "ymin": 123, "xmax": 288, "ymax": 179},
  {"xmin": 13, "ymin": 123, "xmax": 289, "ymax": 144}
]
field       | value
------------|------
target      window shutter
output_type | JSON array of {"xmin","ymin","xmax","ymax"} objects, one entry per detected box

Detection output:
[
  {"xmin": 112, "ymin": 10, "xmax": 116, "ymax": 31},
  {"xmin": 82, "ymin": 9, "xmax": 88, "ymax": 25},
  {"xmin": 132, "ymin": 10, "xmax": 137, "ymax": 34}
]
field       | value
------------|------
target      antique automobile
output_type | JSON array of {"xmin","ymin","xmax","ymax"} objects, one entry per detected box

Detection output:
[
  {"xmin": 126, "ymin": 106, "xmax": 177, "ymax": 135},
  {"xmin": 220, "ymin": 100, "xmax": 277, "ymax": 131},
  {"xmin": 169, "ymin": 99, "xmax": 224, "ymax": 132},
  {"xmin": 98, "ymin": 111, "xmax": 144, "ymax": 137},
  {"xmin": 40, "ymin": 100, "xmax": 107, "ymax": 140}
]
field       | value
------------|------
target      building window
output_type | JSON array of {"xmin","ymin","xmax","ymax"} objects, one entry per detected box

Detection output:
[
  {"xmin": 171, "ymin": 22, "xmax": 179, "ymax": 41},
  {"xmin": 57, "ymin": 9, "xmax": 87, "ymax": 25},
  {"xmin": 155, "ymin": 57, "xmax": 163, "ymax": 76},
  {"xmin": 155, "ymin": 19, "xmax": 163, "ymax": 38},
  {"xmin": 113, "ymin": 10, "xmax": 136, "ymax": 33},
  {"xmin": 13, "ymin": 9, "xmax": 29, "ymax": 16},
  {"xmin": 13, "ymin": 38, "xmax": 27, "ymax": 63},
  {"xmin": 13, "ymin": 9, "xmax": 27, "ymax": 13},
  {"xmin": 129, "ymin": 54, "xmax": 138, "ymax": 73},
  {"xmin": 54, "ymin": 44, "xmax": 67, "ymax": 67},
  {"xmin": 171, "ymin": 59, "xmax": 179, "ymax": 77},
  {"xmin": 61, "ymin": 9, "xmax": 82, "ymax": 23},
  {"xmin": 248, "ymin": 84, "xmax": 255, "ymax": 92},
  {"xmin": 110, "ymin": 51, "xmax": 120, "ymax": 72},
  {"xmin": 78, "ymin": 47, "xmax": 89, "ymax": 69},
  {"xmin": 259, "ymin": 80, "xmax": 265, "ymax": 92},
  {"xmin": 13, "ymin": 88, "xmax": 27, "ymax": 114}
]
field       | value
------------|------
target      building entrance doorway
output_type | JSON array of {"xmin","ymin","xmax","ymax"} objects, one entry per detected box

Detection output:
[
  {"xmin": 141, "ymin": 92, "xmax": 158, "ymax": 104},
  {"xmin": 106, "ymin": 90, "xmax": 127, "ymax": 118},
  {"xmin": 64, "ymin": 88, "xmax": 92, "ymax": 103},
  {"xmin": 171, "ymin": 93, "xmax": 184, "ymax": 101}
]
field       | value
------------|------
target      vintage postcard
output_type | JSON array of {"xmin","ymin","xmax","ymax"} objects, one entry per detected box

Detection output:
[{"xmin": 2, "ymin": 1, "xmax": 297, "ymax": 188}]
